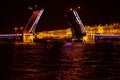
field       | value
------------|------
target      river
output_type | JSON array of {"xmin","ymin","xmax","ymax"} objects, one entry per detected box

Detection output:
[{"xmin": 0, "ymin": 42, "xmax": 120, "ymax": 80}]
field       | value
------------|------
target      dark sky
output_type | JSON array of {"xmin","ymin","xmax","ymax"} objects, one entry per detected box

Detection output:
[{"xmin": 0, "ymin": 0, "xmax": 120, "ymax": 33}]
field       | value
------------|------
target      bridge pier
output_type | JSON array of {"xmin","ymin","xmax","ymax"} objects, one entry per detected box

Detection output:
[{"xmin": 23, "ymin": 33, "xmax": 34, "ymax": 43}]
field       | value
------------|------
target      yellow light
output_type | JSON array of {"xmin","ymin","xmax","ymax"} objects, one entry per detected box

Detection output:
[
  {"xmin": 28, "ymin": 7, "xmax": 33, "ymax": 10},
  {"xmin": 98, "ymin": 26, "xmax": 103, "ymax": 33},
  {"xmin": 23, "ymin": 33, "xmax": 33, "ymax": 42}
]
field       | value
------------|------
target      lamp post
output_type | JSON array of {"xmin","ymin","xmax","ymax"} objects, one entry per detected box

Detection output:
[
  {"xmin": 14, "ymin": 27, "xmax": 18, "ymax": 34},
  {"xmin": 28, "ymin": 5, "xmax": 39, "ymax": 11},
  {"xmin": 69, "ymin": 6, "xmax": 80, "ymax": 11}
]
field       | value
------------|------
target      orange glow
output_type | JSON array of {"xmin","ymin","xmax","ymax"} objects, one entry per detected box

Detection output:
[
  {"xmin": 35, "ymin": 23, "xmax": 120, "ymax": 43},
  {"xmin": 35, "ymin": 28, "xmax": 72, "ymax": 40},
  {"xmin": 23, "ymin": 33, "xmax": 33, "ymax": 42},
  {"xmin": 77, "ymin": 6, "xmax": 80, "ymax": 9},
  {"xmin": 69, "ymin": 8, "xmax": 73, "ymax": 11}
]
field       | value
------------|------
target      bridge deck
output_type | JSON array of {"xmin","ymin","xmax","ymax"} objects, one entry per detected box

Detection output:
[{"xmin": 94, "ymin": 34, "xmax": 120, "ymax": 42}]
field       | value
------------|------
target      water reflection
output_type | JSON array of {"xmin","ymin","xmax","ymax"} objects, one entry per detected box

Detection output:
[{"xmin": 0, "ymin": 42, "xmax": 120, "ymax": 80}]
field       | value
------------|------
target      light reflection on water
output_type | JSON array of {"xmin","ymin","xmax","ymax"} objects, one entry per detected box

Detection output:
[{"xmin": 0, "ymin": 42, "xmax": 120, "ymax": 80}]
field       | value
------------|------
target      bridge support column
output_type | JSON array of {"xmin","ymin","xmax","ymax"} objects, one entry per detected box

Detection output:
[{"xmin": 23, "ymin": 33, "xmax": 33, "ymax": 42}]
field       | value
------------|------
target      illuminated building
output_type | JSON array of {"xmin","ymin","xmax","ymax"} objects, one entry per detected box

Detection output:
[{"xmin": 35, "ymin": 23, "xmax": 120, "ymax": 43}]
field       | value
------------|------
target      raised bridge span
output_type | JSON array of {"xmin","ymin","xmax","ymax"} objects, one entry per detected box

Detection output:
[{"xmin": 0, "ymin": 9, "xmax": 44, "ymax": 42}]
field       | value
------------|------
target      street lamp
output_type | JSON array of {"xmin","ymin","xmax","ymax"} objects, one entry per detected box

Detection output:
[
  {"xmin": 14, "ymin": 27, "xmax": 18, "ymax": 34},
  {"xmin": 69, "ymin": 6, "xmax": 80, "ymax": 11},
  {"xmin": 77, "ymin": 6, "xmax": 80, "ymax": 9},
  {"xmin": 28, "ymin": 5, "xmax": 39, "ymax": 11},
  {"xmin": 69, "ymin": 8, "xmax": 73, "ymax": 11},
  {"xmin": 28, "ymin": 7, "xmax": 33, "ymax": 11}
]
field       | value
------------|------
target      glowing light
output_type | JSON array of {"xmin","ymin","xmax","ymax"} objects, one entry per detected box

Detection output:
[
  {"xmin": 28, "ymin": 7, "xmax": 33, "ymax": 10},
  {"xmin": 98, "ymin": 26, "xmax": 104, "ymax": 33},
  {"xmin": 34, "ymin": 5, "xmax": 38, "ymax": 9},
  {"xmin": 77, "ymin": 6, "xmax": 80, "ymax": 9},
  {"xmin": 35, "ymin": 28, "xmax": 72, "ymax": 39},
  {"xmin": 69, "ymin": 8, "xmax": 73, "ymax": 11},
  {"xmin": 23, "ymin": 33, "xmax": 33, "ymax": 42}
]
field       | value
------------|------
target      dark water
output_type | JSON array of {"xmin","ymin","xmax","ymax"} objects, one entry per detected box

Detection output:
[{"xmin": 0, "ymin": 42, "xmax": 120, "ymax": 80}]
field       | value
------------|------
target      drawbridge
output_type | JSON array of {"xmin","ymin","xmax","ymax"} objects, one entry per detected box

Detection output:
[
  {"xmin": 23, "ymin": 9, "xmax": 44, "ymax": 34},
  {"xmin": 23, "ymin": 9, "xmax": 44, "ymax": 42},
  {"xmin": 0, "ymin": 8, "xmax": 86, "ymax": 42},
  {"xmin": 65, "ymin": 8, "xmax": 86, "ymax": 41},
  {"xmin": 0, "ymin": 9, "xmax": 44, "ymax": 43}
]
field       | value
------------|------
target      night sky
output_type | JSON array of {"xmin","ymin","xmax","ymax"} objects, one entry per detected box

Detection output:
[{"xmin": 0, "ymin": 0, "xmax": 120, "ymax": 33}]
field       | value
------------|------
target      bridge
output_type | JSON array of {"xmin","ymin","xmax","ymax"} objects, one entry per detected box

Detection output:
[
  {"xmin": 0, "ymin": 9, "xmax": 44, "ymax": 42},
  {"xmin": 65, "ymin": 8, "xmax": 86, "ymax": 41},
  {"xmin": 0, "ymin": 34, "xmax": 23, "ymax": 42},
  {"xmin": 0, "ymin": 8, "xmax": 86, "ymax": 43},
  {"xmin": 94, "ymin": 34, "xmax": 120, "ymax": 43}
]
